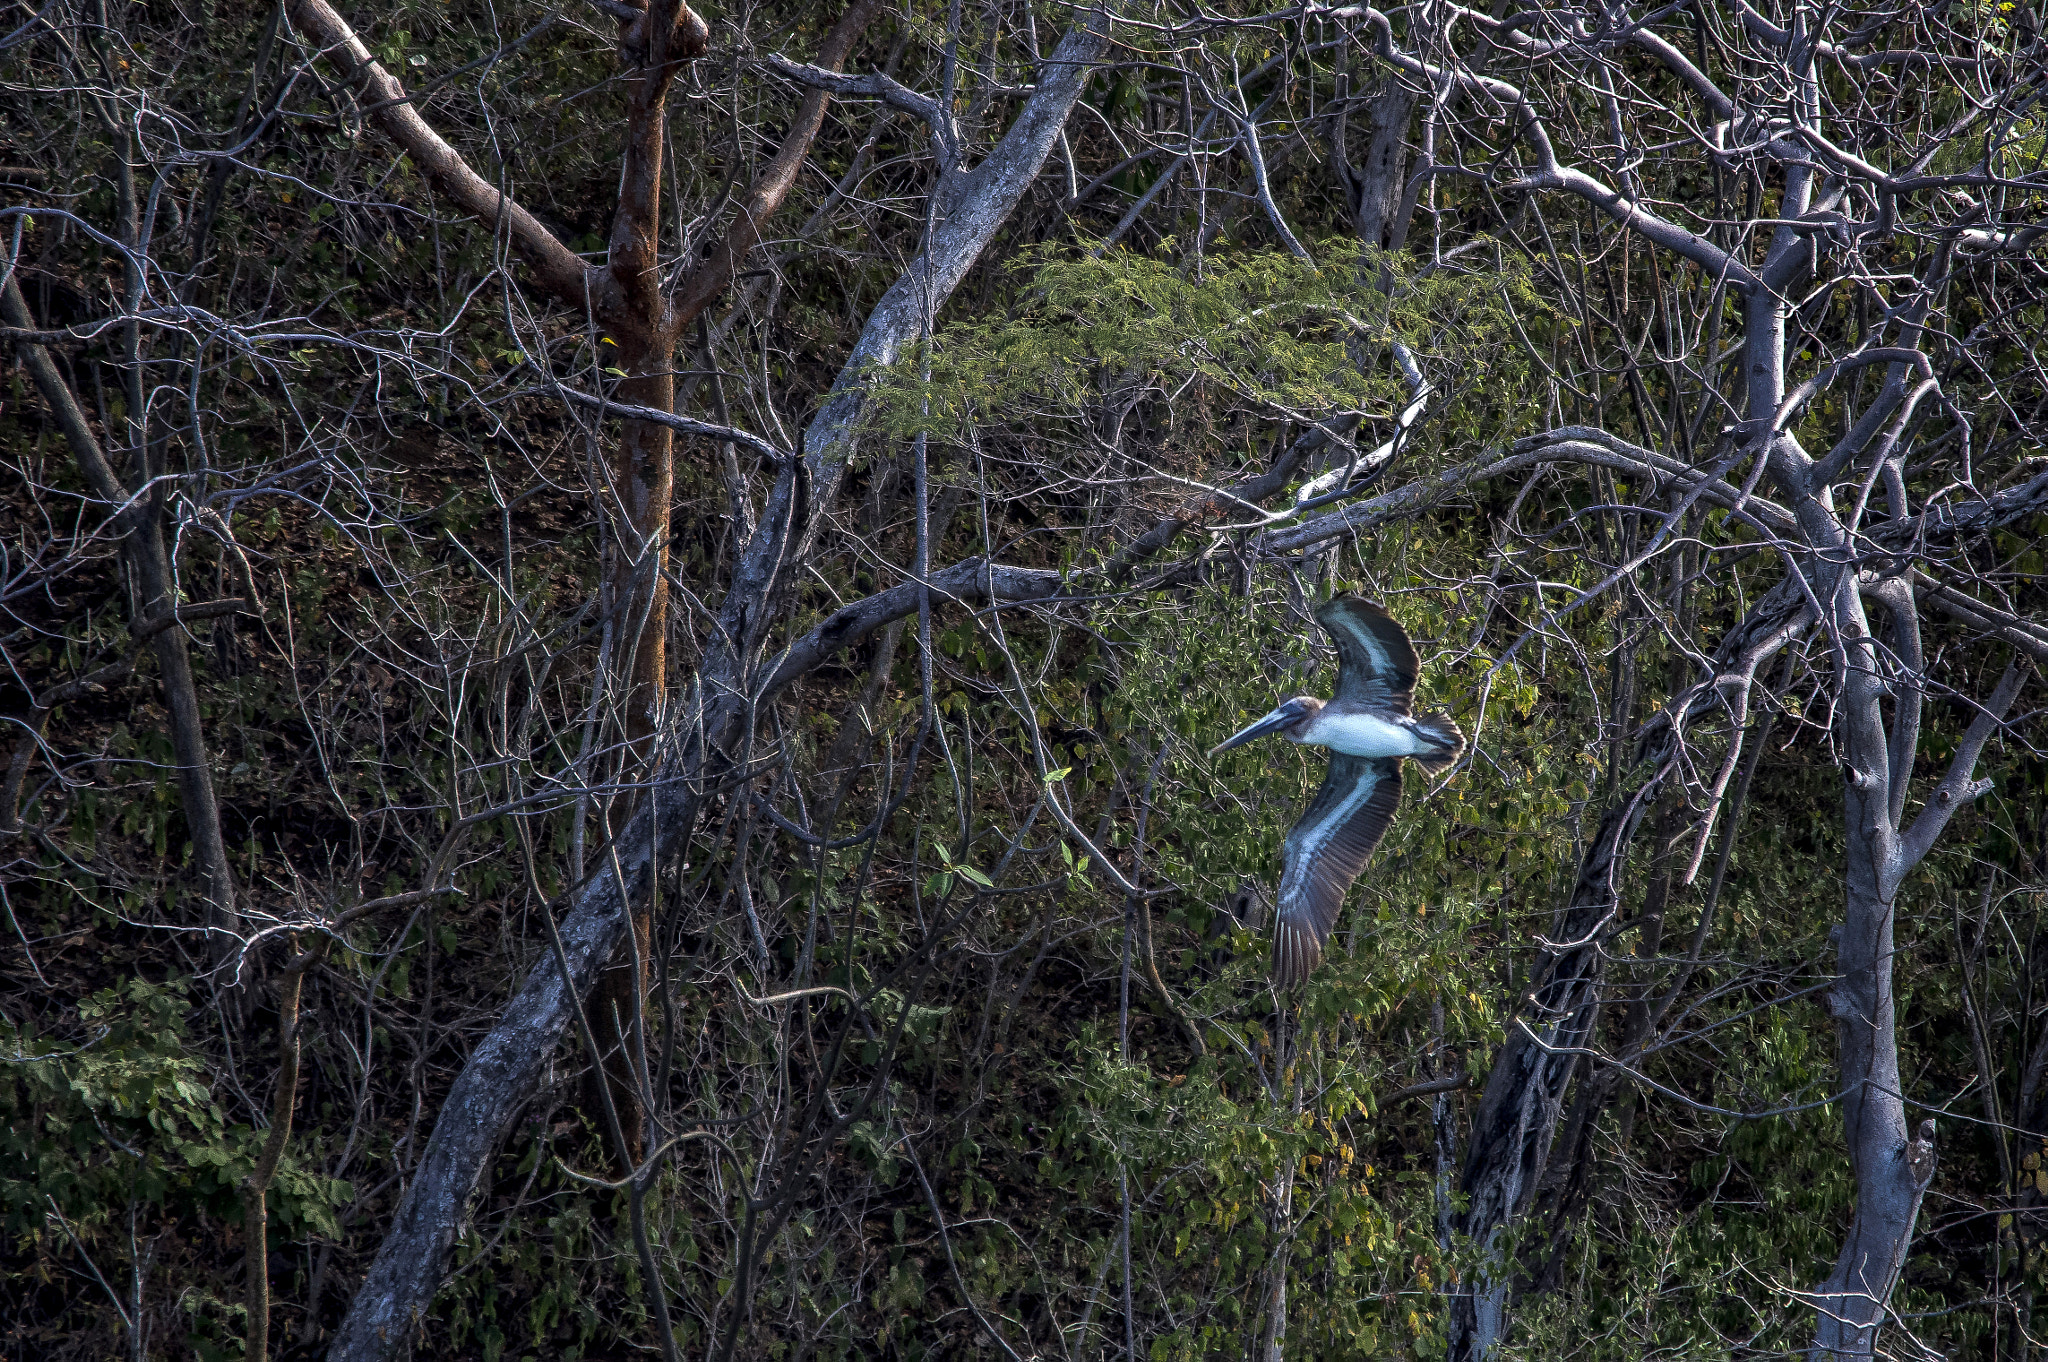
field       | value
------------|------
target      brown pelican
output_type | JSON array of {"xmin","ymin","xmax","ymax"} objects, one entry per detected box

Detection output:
[{"xmin": 1210, "ymin": 596, "xmax": 1464, "ymax": 987}]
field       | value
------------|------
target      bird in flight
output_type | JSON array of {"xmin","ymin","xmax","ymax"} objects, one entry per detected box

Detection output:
[{"xmin": 1210, "ymin": 595, "xmax": 1464, "ymax": 987}]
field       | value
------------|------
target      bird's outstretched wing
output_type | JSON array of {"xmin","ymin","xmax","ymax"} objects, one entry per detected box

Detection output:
[
  {"xmin": 1315, "ymin": 595, "xmax": 1417, "ymax": 713},
  {"xmin": 1273, "ymin": 755, "xmax": 1402, "ymax": 987}
]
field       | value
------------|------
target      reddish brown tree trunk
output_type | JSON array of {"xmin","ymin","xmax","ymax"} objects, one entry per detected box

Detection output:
[{"xmin": 580, "ymin": 0, "xmax": 881, "ymax": 1167}]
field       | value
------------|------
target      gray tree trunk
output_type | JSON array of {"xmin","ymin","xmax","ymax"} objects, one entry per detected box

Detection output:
[
  {"xmin": 1805, "ymin": 556, "xmax": 2025, "ymax": 1356},
  {"xmin": 1447, "ymin": 796, "xmax": 1651, "ymax": 1360}
]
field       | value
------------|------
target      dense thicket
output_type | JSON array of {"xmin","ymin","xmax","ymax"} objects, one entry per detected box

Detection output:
[{"xmin": 2, "ymin": 0, "xmax": 2045, "ymax": 1359}]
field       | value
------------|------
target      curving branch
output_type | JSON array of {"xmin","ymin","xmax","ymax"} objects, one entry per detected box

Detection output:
[
  {"xmin": 761, "ymin": 51, "xmax": 964, "ymax": 174},
  {"xmin": 287, "ymin": 0, "xmax": 592, "ymax": 304},
  {"xmin": 1895, "ymin": 658, "xmax": 2032, "ymax": 874},
  {"xmin": 1254, "ymin": 427, "xmax": 1798, "ymax": 558},
  {"xmin": 708, "ymin": 9, "xmax": 1115, "ymax": 675},
  {"xmin": 543, "ymin": 385, "xmax": 795, "ymax": 464},
  {"xmin": 1344, "ymin": 5, "xmax": 1760, "ymax": 289},
  {"xmin": 761, "ymin": 560, "xmax": 1064, "ymax": 701}
]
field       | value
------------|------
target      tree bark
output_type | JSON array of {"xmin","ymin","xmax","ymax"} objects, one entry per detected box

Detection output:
[
  {"xmin": 291, "ymin": 0, "xmax": 879, "ymax": 1170},
  {"xmin": 323, "ymin": 17, "xmax": 1108, "ymax": 1355},
  {"xmin": 584, "ymin": 0, "xmax": 882, "ymax": 1167},
  {"xmin": 1448, "ymin": 791, "xmax": 1655, "ymax": 1360},
  {"xmin": 1809, "ymin": 589, "xmax": 2028, "ymax": 1355},
  {"xmin": 0, "ymin": 254, "xmax": 237, "ymax": 939},
  {"xmin": 244, "ymin": 957, "xmax": 306, "ymax": 1362}
]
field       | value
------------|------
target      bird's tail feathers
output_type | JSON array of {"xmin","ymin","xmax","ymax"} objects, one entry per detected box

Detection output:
[{"xmin": 1411, "ymin": 711, "xmax": 1465, "ymax": 774}]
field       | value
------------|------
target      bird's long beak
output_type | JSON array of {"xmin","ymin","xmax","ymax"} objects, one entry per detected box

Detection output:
[{"xmin": 1209, "ymin": 703, "xmax": 1300, "ymax": 756}]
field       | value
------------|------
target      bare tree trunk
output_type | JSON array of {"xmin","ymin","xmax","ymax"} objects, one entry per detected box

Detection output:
[
  {"xmin": 322, "ymin": 767, "xmax": 686, "ymax": 1361},
  {"xmin": 581, "ymin": 0, "xmax": 884, "ymax": 1166},
  {"xmin": 1333, "ymin": 64, "xmax": 1417, "ymax": 251},
  {"xmin": 1729, "ymin": 125, "xmax": 1980, "ymax": 1353},
  {"xmin": 322, "ymin": 17, "xmax": 1108, "ymax": 1355},
  {"xmin": 0, "ymin": 256, "xmax": 237, "ymax": 938},
  {"xmin": 1448, "ymin": 792, "xmax": 1652, "ymax": 1361},
  {"xmin": 290, "ymin": 0, "xmax": 885, "ymax": 1173},
  {"xmin": 244, "ymin": 954, "xmax": 307, "ymax": 1362},
  {"xmin": 1523, "ymin": 797, "xmax": 1684, "ymax": 1294},
  {"xmin": 580, "ymin": 0, "xmax": 699, "ymax": 1167},
  {"xmin": 1808, "ymin": 579, "xmax": 2027, "ymax": 1355}
]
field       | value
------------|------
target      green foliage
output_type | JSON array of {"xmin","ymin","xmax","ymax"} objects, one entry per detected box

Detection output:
[
  {"xmin": 2, "ymin": 978, "xmax": 354, "ymax": 1353},
  {"xmin": 3, "ymin": 978, "xmax": 224, "ymax": 1236},
  {"xmin": 867, "ymin": 241, "xmax": 1538, "ymax": 453},
  {"xmin": 8, "ymin": 0, "xmax": 2043, "ymax": 1355}
]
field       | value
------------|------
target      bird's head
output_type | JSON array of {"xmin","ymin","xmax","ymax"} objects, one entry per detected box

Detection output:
[{"xmin": 1209, "ymin": 695, "xmax": 1322, "ymax": 755}]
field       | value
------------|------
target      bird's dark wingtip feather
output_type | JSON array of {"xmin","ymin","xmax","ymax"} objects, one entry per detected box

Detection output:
[
  {"xmin": 1271, "ymin": 921, "xmax": 1322, "ymax": 989},
  {"xmin": 1315, "ymin": 595, "xmax": 1419, "ymax": 710}
]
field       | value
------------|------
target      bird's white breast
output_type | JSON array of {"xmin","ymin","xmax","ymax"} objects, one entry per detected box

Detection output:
[{"xmin": 1300, "ymin": 710, "xmax": 1425, "ymax": 758}]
